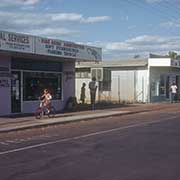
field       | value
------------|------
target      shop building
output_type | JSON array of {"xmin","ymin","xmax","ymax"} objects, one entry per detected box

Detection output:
[
  {"xmin": 0, "ymin": 31, "xmax": 101, "ymax": 116},
  {"xmin": 76, "ymin": 56, "xmax": 180, "ymax": 103}
]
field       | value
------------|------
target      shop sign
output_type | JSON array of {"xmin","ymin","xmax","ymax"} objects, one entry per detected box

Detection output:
[
  {"xmin": 0, "ymin": 31, "xmax": 34, "ymax": 54},
  {"xmin": 0, "ymin": 30, "xmax": 102, "ymax": 61},
  {"xmin": 35, "ymin": 37, "xmax": 102, "ymax": 61}
]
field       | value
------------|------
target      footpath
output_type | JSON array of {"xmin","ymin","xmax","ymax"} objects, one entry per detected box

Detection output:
[{"xmin": 0, "ymin": 103, "xmax": 174, "ymax": 133}]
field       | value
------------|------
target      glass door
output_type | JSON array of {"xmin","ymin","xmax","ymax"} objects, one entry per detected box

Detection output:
[
  {"xmin": 11, "ymin": 71, "xmax": 21, "ymax": 113},
  {"xmin": 166, "ymin": 76, "xmax": 170, "ymax": 99}
]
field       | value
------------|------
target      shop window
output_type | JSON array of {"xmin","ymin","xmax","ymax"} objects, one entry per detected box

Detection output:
[
  {"xmin": 91, "ymin": 68, "xmax": 103, "ymax": 81},
  {"xmin": 151, "ymin": 81, "xmax": 159, "ymax": 96},
  {"xmin": 99, "ymin": 81, "xmax": 111, "ymax": 91},
  {"xmin": 12, "ymin": 58, "xmax": 62, "ymax": 72},
  {"xmin": 99, "ymin": 68, "xmax": 111, "ymax": 91},
  {"xmin": 23, "ymin": 72, "xmax": 61, "ymax": 101},
  {"xmin": 159, "ymin": 75, "xmax": 166, "ymax": 95}
]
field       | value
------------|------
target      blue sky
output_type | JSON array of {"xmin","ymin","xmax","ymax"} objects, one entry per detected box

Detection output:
[{"xmin": 1, "ymin": 0, "xmax": 180, "ymax": 60}]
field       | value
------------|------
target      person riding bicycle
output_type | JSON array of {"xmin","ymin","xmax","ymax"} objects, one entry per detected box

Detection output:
[{"xmin": 40, "ymin": 89, "xmax": 52, "ymax": 113}]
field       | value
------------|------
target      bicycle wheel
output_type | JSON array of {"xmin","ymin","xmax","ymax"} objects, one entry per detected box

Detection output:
[
  {"xmin": 48, "ymin": 106, "xmax": 56, "ymax": 118},
  {"xmin": 35, "ymin": 107, "xmax": 42, "ymax": 119}
]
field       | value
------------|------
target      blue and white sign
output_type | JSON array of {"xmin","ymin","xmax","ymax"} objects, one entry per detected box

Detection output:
[
  {"xmin": 0, "ymin": 30, "xmax": 102, "ymax": 61},
  {"xmin": 0, "ymin": 31, "xmax": 34, "ymax": 53},
  {"xmin": 35, "ymin": 37, "xmax": 102, "ymax": 61}
]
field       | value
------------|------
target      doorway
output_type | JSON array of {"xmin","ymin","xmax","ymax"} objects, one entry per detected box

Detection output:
[{"xmin": 11, "ymin": 71, "xmax": 21, "ymax": 113}]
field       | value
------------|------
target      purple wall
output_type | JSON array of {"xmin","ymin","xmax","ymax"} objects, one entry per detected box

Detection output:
[
  {"xmin": 0, "ymin": 54, "xmax": 11, "ymax": 115},
  {"xmin": 63, "ymin": 61, "xmax": 75, "ymax": 105},
  {"xmin": 0, "ymin": 54, "xmax": 76, "ymax": 115}
]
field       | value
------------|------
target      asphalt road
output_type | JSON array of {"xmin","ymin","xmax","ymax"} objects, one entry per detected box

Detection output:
[{"xmin": 0, "ymin": 104, "xmax": 180, "ymax": 180}]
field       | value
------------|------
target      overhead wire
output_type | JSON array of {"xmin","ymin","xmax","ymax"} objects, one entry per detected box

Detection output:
[
  {"xmin": 119, "ymin": 0, "xmax": 180, "ymax": 55},
  {"xmin": 124, "ymin": 0, "xmax": 180, "ymax": 35},
  {"xmin": 125, "ymin": 0, "xmax": 180, "ymax": 23}
]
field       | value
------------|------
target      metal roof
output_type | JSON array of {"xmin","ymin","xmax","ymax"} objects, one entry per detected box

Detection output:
[{"xmin": 76, "ymin": 59, "xmax": 148, "ymax": 68}]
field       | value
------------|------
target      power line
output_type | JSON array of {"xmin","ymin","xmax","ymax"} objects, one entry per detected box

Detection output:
[
  {"xmin": 125, "ymin": 0, "xmax": 180, "ymax": 23},
  {"xmin": 156, "ymin": 0, "xmax": 180, "ymax": 18},
  {"xmin": 124, "ymin": 0, "xmax": 180, "ymax": 35}
]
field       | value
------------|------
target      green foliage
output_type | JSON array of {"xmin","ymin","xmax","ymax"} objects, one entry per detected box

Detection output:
[{"xmin": 168, "ymin": 51, "xmax": 177, "ymax": 59}]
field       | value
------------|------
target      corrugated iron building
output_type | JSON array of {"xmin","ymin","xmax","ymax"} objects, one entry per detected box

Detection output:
[{"xmin": 76, "ymin": 57, "xmax": 180, "ymax": 103}]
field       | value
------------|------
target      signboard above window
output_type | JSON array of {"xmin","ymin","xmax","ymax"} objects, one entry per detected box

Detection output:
[
  {"xmin": 0, "ymin": 30, "xmax": 102, "ymax": 61},
  {"xmin": 0, "ymin": 31, "xmax": 34, "ymax": 54}
]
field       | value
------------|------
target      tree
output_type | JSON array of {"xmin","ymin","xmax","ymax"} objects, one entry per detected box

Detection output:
[{"xmin": 168, "ymin": 51, "xmax": 177, "ymax": 59}]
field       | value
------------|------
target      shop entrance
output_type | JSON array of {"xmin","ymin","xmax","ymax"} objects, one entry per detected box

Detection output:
[{"xmin": 11, "ymin": 71, "xmax": 21, "ymax": 113}]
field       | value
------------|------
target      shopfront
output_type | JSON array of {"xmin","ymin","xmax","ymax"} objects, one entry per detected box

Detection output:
[
  {"xmin": 149, "ymin": 58, "xmax": 180, "ymax": 102},
  {"xmin": 0, "ymin": 31, "xmax": 102, "ymax": 115}
]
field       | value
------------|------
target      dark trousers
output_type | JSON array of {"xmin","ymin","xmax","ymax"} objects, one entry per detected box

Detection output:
[
  {"xmin": 90, "ymin": 91, "xmax": 96, "ymax": 109},
  {"xmin": 170, "ymin": 93, "xmax": 176, "ymax": 103}
]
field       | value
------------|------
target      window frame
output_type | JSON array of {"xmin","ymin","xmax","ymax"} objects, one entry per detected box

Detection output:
[{"xmin": 22, "ymin": 70, "xmax": 62, "ymax": 101}]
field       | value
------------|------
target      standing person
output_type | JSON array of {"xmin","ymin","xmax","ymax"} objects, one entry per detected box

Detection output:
[
  {"xmin": 169, "ymin": 82, "xmax": 178, "ymax": 103},
  {"xmin": 89, "ymin": 77, "xmax": 98, "ymax": 110},
  {"xmin": 80, "ymin": 83, "xmax": 86, "ymax": 104}
]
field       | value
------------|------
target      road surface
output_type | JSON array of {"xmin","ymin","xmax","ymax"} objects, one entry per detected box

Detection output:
[{"xmin": 0, "ymin": 104, "xmax": 180, "ymax": 180}]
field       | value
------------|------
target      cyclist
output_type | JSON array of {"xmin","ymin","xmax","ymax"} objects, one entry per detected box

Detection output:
[{"xmin": 41, "ymin": 89, "xmax": 52, "ymax": 113}]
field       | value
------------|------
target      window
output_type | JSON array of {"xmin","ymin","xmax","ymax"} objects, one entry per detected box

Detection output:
[
  {"xmin": 99, "ymin": 68, "xmax": 111, "ymax": 91},
  {"xmin": 12, "ymin": 58, "xmax": 62, "ymax": 72},
  {"xmin": 159, "ymin": 75, "xmax": 166, "ymax": 95},
  {"xmin": 91, "ymin": 68, "xmax": 103, "ymax": 81},
  {"xmin": 75, "ymin": 72, "xmax": 90, "ymax": 78},
  {"xmin": 23, "ymin": 72, "xmax": 61, "ymax": 101},
  {"xmin": 99, "ymin": 81, "xmax": 111, "ymax": 91}
]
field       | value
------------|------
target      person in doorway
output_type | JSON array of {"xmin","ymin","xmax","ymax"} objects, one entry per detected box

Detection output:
[
  {"xmin": 169, "ymin": 82, "xmax": 178, "ymax": 103},
  {"xmin": 41, "ymin": 89, "xmax": 52, "ymax": 113},
  {"xmin": 80, "ymin": 83, "xmax": 86, "ymax": 104},
  {"xmin": 89, "ymin": 77, "xmax": 98, "ymax": 110}
]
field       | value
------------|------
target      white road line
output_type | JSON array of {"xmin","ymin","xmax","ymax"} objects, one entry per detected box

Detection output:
[
  {"xmin": 0, "ymin": 142, "xmax": 9, "ymax": 145},
  {"xmin": 0, "ymin": 115, "xmax": 179, "ymax": 156},
  {"xmin": 5, "ymin": 140, "xmax": 15, "ymax": 143}
]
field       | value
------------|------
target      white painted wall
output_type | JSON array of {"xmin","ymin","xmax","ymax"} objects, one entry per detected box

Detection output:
[
  {"xmin": 148, "ymin": 58, "xmax": 171, "ymax": 67},
  {"xmin": 110, "ymin": 70, "xmax": 148, "ymax": 103},
  {"xmin": 75, "ymin": 69, "xmax": 148, "ymax": 103},
  {"xmin": 135, "ymin": 70, "xmax": 148, "ymax": 102},
  {"xmin": 76, "ymin": 78, "xmax": 91, "ymax": 103},
  {"xmin": 111, "ymin": 71, "xmax": 135, "ymax": 103}
]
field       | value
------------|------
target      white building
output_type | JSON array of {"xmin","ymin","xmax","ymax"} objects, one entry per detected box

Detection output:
[{"xmin": 76, "ymin": 56, "xmax": 180, "ymax": 103}]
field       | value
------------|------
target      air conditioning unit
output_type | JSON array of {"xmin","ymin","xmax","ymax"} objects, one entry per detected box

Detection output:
[{"xmin": 91, "ymin": 68, "xmax": 103, "ymax": 81}]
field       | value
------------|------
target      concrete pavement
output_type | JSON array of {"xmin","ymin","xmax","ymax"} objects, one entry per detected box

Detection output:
[{"xmin": 0, "ymin": 103, "xmax": 177, "ymax": 133}]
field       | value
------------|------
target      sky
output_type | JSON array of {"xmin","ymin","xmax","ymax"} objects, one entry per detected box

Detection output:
[{"xmin": 1, "ymin": 0, "xmax": 180, "ymax": 60}]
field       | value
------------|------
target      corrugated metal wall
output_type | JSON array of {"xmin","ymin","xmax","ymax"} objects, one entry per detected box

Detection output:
[
  {"xmin": 111, "ymin": 71, "xmax": 135, "ymax": 103},
  {"xmin": 75, "ymin": 69, "xmax": 148, "ymax": 104}
]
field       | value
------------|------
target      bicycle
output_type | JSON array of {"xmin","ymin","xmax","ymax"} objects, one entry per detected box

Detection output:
[{"xmin": 35, "ymin": 100, "xmax": 56, "ymax": 119}]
